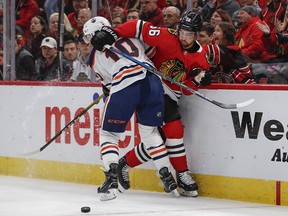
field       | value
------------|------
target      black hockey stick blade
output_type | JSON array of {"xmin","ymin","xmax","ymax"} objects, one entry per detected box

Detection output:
[
  {"xmin": 104, "ymin": 45, "xmax": 255, "ymax": 109},
  {"xmin": 19, "ymin": 93, "xmax": 104, "ymax": 156}
]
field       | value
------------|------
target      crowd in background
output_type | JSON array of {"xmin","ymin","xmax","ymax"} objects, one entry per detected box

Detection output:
[{"xmin": 0, "ymin": 0, "xmax": 288, "ymax": 83}]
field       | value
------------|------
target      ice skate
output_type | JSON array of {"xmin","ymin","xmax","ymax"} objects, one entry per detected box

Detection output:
[
  {"xmin": 176, "ymin": 171, "xmax": 198, "ymax": 197},
  {"xmin": 98, "ymin": 163, "xmax": 118, "ymax": 201},
  {"xmin": 117, "ymin": 156, "xmax": 130, "ymax": 193},
  {"xmin": 158, "ymin": 167, "xmax": 179, "ymax": 197}
]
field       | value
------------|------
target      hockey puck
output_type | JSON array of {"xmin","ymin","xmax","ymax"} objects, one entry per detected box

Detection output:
[{"xmin": 81, "ymin": 206, "xmax": 91, "ymax": 213}]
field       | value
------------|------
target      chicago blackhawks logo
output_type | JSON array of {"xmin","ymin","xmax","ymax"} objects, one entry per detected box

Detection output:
[
  {"xmin": 159, "ymin": 58, "xmax": 187, "ymax": 82},
  {"xmin": 214, "ymin": 72, "xmax": 235, "ymax": 83}
]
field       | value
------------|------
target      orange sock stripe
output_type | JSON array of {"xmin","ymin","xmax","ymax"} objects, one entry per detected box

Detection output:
[
  {"xmin": 149, "ymin": 147, "xmax": 167, "ymax": 156},
  {"xmin": 101, "ymin": 145, "xmax": 119, "ymax": 152}
]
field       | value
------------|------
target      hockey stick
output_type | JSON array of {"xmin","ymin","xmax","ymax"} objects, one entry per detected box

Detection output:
[
  {"xmin": 20, "ymin": 93, "xmax": 104, "ymax": 156},
  {"xmin": 104, "ymin": 45, "xmax": 254, "ymax": 109}
]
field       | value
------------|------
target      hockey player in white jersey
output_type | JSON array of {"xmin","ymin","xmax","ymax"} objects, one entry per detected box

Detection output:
[{"xmin": 83, "ymin": 17, "xmax": 177, "ymax": 201}]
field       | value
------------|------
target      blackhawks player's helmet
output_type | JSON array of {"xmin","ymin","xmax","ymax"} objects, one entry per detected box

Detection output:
[
  {"xmin": 83, "ymin": 16, "xmax": 111, "ymax": 44},
  {"xmin": 178, "ymin": 11, "xmax": 202, "ymax": 32}
]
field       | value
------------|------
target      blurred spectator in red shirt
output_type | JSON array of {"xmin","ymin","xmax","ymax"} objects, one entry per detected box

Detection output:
[
  {"xmin": 140, "ymin": 0, "xmax": 165, "ymax": 27},
  {"xmin": 257, "ymin": 7, "xmax": 288, "ymax": 59},
  {"xmin": 68, "ymin": 0, "xmax": 89, "ymax": 32},
  {"xmin": 235, "ymin": 6, "xmax": 276, "ymax": 62},
  {"xmin": 261, "ymin": 0, "xmax": 286, "ymax": 31},
  {"xmin": 112, "ymin": 0, "xmax": 141, "ymax": 19},
  {"xmin": 97, "ymin": 0, "xmax": 126, "ymax": 22},
  {"xmin": 16, "ymin": 0, "xmax": 39, "ymax": 38}
]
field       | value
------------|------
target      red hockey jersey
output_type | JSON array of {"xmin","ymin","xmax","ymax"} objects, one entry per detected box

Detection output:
[{"xmin": 114, "ymin": 20, "xmax": 210, "ymax": 102}]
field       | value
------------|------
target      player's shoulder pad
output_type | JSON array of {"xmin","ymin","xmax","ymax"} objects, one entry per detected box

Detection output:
[{"xmin": 167, "ymin": 28, "xmax": 178, "ymax": 36}]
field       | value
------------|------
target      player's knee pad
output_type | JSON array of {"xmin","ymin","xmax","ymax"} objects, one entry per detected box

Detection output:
[
  {"xmin": 100, "ymin": 129, "xmax": 121, "ymax": 146},
  {"xmin": 162, "ymin": 119, "xmax": 184, "ymax": 139},
  {"xmin": 138, "ymin": 124, "xmax": 163, "ymax": 148}
]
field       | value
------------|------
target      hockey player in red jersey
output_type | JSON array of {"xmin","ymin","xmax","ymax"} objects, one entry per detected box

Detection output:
[
  {"xmin": 90, "ymin": 11, "xmax": 211, "ymax": 197},
  {"xmin": 83, "ymin": 17, "xmax": 178, "ymax": 201}
]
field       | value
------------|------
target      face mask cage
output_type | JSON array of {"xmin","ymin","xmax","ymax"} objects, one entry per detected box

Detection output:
[{"xmin": 83, "ymin": 33, "xmax": 93, "ymax": 44}]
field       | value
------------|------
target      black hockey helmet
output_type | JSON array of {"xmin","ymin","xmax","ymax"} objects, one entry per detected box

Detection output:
[{"xmin": 178, "ymin": 11, "xmax": 202, "ymax": 32}]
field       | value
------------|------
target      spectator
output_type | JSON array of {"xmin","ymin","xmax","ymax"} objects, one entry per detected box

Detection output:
[
  {"xmin": 235, "ymin": 6, "xmax": 276, "ymax": 62},
  {"xmin": 15, "ymin": 34, "xmax": 38, "ymax": 80},
  {"xmin": 204, "ymin": 22, "xmax": 255, "ymax": 83},
  {"xmin": 70, "ymin": 33, "xmax": 96, "ymax": 82},
  {"xmin": 76, "ymin": 8, "xmax": 92, "ymax": 35},
  {"xmin": 261, "ymin": 0, "xmax": 286, "ymax": 31},
  {"xmin": 197, "ymin": 22, "xmax": 215, "ymax": 45},
  {"xmin": 26, "ymin": 16, "xmax": 48, "ymax": 59},
  {"xmin": 15, "ymin": 0, "xmax": 40, "ymax": 38},
  {"xmin": 112, "ymin": 15, "xmax": 125, "ymax": 28},
  {"xmin": 44, "ymin": 0, "xmax": 59, "ymax": 21},
  {"xmin": 252, "ymin": 18, "xmax": 288, "ymax": 83},
  {"xmin": 240, "ymin": 0, "xmax": 262, "ymax": 16},
  {"xmin": 68, "ymin": 0, "xmax": 89, "ymax": 31},
  {"xmin": 36, "ymin": 37, "xmax": 72, "ymax": 81},
  {"xmin": 256, "ymin": 7, "xmax": 288, "ymax": 59},
  {"xmin": 200, "ymin": 0, "xmax": 240, "ymax": 22},
  {"xmin": 63, "ymin": 39, "xmax": 79, "ymax": 65},
  {"xmin": 162, "ymin": 6, "xmax": 181, "ymax": 29},
  {"xmin": 210, "ymin": 9, "xmax": 233, "ymax": 27},
  {"xmin": 139, "ymin": 0, "xmax": 165, "ymax": 27},
  {"xmin": 49, "ymin": 13, "xmax": 75, "ymax": 41},
  {"xmin": 97, "ymin": 0, "xmax": 126, "ymax": 22},
  {"xmin": 112, "ymin": 0, "xmax": 141, "ymax": 18},
  {"xmin": 126, "ymin": 8, "xmax": 141, "ymax": 21},
  {"xmin": 125, "ymin": 0, "xmax": 141, "ymax": 9},
  {"xmin": 158, "ymin": 0, "xmax": 186, "ymax": 12}
]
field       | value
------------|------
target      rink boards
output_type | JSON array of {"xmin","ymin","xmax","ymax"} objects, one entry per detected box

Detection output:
[{"xmin": 0, "ymin": 81, "xmax": 287, "ymax": 206}]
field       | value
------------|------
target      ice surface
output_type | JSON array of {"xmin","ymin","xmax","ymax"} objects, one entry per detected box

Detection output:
[{"xmin": 0, "ymin": 176, "xmax": 287, "ymax": 216}]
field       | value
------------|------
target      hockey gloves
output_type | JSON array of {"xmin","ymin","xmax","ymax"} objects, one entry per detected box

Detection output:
[
  {"xmin": 91, "ymin": 26, "xmax": 119, "ymax": 51},
  {"xmin": 190, "ymin": 68, "xmax": 211, "ymax": 87}
]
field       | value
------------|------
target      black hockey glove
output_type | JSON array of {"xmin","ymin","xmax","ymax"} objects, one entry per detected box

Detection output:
[
  {"xmin": 91, "ymin": 26, "xmax": 119, "ymax": 51},
  {"xmin": 102, "ymin": 84, "xmax": 110, "ymax": 97},
  {"xmin": 190, "ymin": 68, "xmax": 211, "ymax": 87}
]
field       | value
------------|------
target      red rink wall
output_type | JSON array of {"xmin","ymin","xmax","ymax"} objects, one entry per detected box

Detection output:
[{"xmin": 0, "ymin": 81, "xmax": 287, "ymax": 206}]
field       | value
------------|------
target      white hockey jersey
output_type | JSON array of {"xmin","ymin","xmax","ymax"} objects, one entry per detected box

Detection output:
[{"xmin": 89, "ymin": 37, "xmax": 155, "ymax": 94}]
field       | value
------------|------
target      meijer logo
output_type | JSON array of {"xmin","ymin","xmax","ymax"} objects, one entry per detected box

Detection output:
[{"xmin": 45, "ymin": 106, "xmax": 140, "ymax": 148}]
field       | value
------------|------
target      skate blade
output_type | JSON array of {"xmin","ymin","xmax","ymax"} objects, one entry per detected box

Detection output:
[
  {"xmin": 118, "ymin": 184, "xmax": 126, "ymax": 193},
  {"xmin": 99, "ymin": 189, "xmax": 117, "ymax": 201},
  {"xmin": 171, "ymin": 189, "xmax": 180, "ymax": 198},
  {"xmin": 178, "ymin": 188, "xmax": 198, "ymax": 197}
]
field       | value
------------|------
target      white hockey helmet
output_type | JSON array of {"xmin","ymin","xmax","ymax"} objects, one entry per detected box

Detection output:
[{"xmin": 83, "ymin": 16, "xmax": 111, "ymax": 44}]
